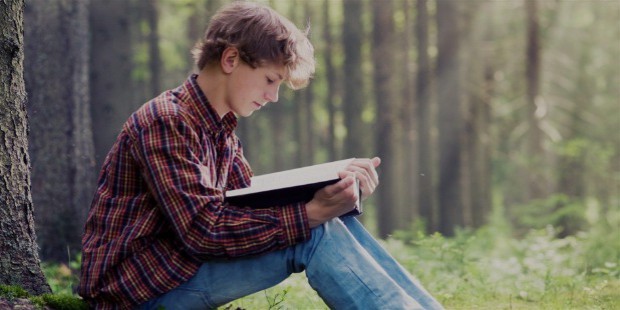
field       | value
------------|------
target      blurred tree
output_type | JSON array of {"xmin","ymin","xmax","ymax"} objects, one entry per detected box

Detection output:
[
  {"xmin": 415, "ymin": 0, "xmax": 436, "ymax": 232},
  {"xmin": 372, "ymin": 0, "xmax": 400, "ymax": 237},
  {"xmin": 86, "ymin": 0, "xmax": 619, "ymax": 237},
  {"xmin": 549, "ymin": 2, "xmax": 615, "ymax": 236},
  {"xmin": 436, "ymin": 0, "xmax": 463, "ymax": 236},
  {"xmin": 342, "ymin": 0, "xmax": 366, "ymax": 159},
  {"xmin": 473, "ymin": 1, "xmax": 494, "ymax": 228},
  {"xmin": 322, "ymin": 0, "xmax": 339, "ymax": 161},
  {"xmin": 0, "ymin": 0, "xmax": 51, "ymax": 294},
  {"xmin": 24, "ymin": 0, "xmax": 96, "ymax": 262},
  {"xmin": 145, "ymin": 0, "xmax": 162, "ymax": 97},
  {"xmin": 524, "ymin": 0, "xmax": 549, "ymax": 200},
  {"xmin": 460, "ymin": 0, "xmax": 492, "ymax": 228},
  {"xmin": 295, "ymin": 1, "xmax": 314, "ymax": 167},
  {"xmin": 400, "ymin": 0, "xmax": 418, "ymax": 226},
  {"xmin": 90, "ymin": 0, "xmax": 135, "ymax": 168}
]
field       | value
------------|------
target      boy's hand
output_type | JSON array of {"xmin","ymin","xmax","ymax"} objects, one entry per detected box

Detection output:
[
  {"xmin": 305, "ymin": 172, "xmax": 359, "ymax": 228},
  {"xmin": 305, "ymin": 157, "xmax": 381, "ymax": 228},
  {"xmin": 343, "ymin": 157, "xmax": 381, "ymax": 200}
]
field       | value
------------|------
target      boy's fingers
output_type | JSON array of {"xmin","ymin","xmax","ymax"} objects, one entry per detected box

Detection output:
[
  {"xmin": 371, "ymin": 156, "xmax": 381, "ymax": 168},
  {"xmin": 348, "ymin": 159, "xmax": 379, "ymax": 187},
  {"xmin": 348, "ymin": 165, "xmax": 377, "ymax": 189},
  {"xmin": 325, "ymin": 173, "xmax": 355, "ymax": 196}
]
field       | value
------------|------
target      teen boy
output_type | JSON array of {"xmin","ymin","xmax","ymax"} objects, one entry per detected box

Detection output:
[{"xmin": 79, "ymin": 2, "xmax": 443, "ymax": 309}]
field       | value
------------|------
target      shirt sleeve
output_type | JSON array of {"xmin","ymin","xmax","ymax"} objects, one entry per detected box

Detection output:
[
  {"xmin": 226, "ymin": 137, "xmax": 253, "ymax": 191},
  {"xmin": 131, "ymin": 115, "xmax": 311, "ymax": 259}
]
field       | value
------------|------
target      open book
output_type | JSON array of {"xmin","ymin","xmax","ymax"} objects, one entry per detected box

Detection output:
[{"xmin": 225, "ymin": 158, "xmax": 362, "ymax": 217}]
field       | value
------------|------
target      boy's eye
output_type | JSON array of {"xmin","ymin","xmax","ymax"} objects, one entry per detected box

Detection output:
[{"xmin": 267, "ymin": 77, "xmax": 274, "ymax": 84}]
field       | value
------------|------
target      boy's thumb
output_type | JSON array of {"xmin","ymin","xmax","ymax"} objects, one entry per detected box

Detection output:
[{"xmin": 372, "ymin": 157, "xmax": 381, "ymax": 167}]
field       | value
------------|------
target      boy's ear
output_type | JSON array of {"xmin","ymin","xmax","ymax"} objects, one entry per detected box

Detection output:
[{"xmin": 221, "ymin": 47, "xmax": 240, "ymax": 74}]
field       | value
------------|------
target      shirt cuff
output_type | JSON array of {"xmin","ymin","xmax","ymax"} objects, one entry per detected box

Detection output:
[{"xmin": 278, "ymin": 202, "xmax": 311, "ymax": 246}]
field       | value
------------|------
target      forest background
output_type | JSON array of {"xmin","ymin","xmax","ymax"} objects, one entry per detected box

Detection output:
[{"xmin": 0, "ymin": 0, "xmax": 618, "ymax": 309}]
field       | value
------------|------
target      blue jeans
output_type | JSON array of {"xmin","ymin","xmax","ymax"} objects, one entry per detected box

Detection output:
[{"xmin": 138, "ymin": 217, "xmax": 443, "ymax": 309}]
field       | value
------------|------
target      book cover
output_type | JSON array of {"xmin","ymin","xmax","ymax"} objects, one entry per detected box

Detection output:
[{"xmin": 225, "ymin": 158, "xmax": 362, "ymax": 216}]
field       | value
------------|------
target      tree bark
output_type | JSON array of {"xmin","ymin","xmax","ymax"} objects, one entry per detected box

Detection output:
[
  {"xmin": 342, "ymin": 0, "xmax": 366, "ymax": 159},
  {"xmin": 401, "ymin": 0, "xmax": 418, "ymax": 226},
  {"xmin": 525, "ymin": 0, "xmax": 547, "ymax": 200},
  {"xmin": 372, "ymin": 0, "xmax": 399, "ymax": 237},
  {"xmin": 90, "ymin": 0, "xmax": 135, "ymax": 169},
  {"xmin": 436, "ymin": 0, "xmax": 463, "ymax": 236},
  {"xmin": 0, "ymin": 0, "xmax": 51, "ymax": 295},
  {"xmin": 323, "ymin": 0, "xmax": 338, "ymax": 161},
  {"xmin": 25, "ymin": 0, "xmax": 95, "ymax": 262},
  {"xmin": 145, "ymin": 0, "xmax": 161, "ymax": 97},
  {"xmin": 415, "ymin": 0, "xmax": 436, "ymax": 232},
  {"xmin": 303, "ymin": 0, "xmax": 315, "ymax": 166},
  {"xmin": 472, "ymin": 1, "xmax": 495, "ymax": 228}
]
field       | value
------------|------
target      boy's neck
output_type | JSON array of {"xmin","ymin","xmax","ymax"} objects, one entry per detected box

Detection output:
[{"xmin": 196, "ymin": 67, "xmax": 230, "ymax": 118}]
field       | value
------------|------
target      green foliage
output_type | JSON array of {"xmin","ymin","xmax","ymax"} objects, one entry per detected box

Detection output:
[
  {"xmin": 219, "ymin": 273, "xmax": 327, "ymax": 309},
  {"xmin": 263, "ymin": 288, "xmax": 288, "ymax": 310},
  {"xmin": 0, "ymin": 285, "xmax": 30, "ymax": 300},
  {"xmin": 38, "ymin": 198, "xmax": 617, "ymax": 309},
  {"xmin": 510, "ymin": 194, "xmax": 587, "ymax": 235},
  {"xmin": 37, "ymin": 294, "xmax": 88, "ymax": 310},
  {"xmin": 218, "ymin": 194, "xmax": 612, "ymax": 309},
  {"xmin": 42, "ymin": 254, "xmax": 81, "ymax": 296},
  {"xmin": 214, "ymin": 205, "xmax": 618, "ymax": 309},
  {"xmin": 383, "ymin": 200, "xmax": 620, "ymax": 309},
  {"xmin": 0, "ymin": 284, "xmax": 87, "ymax": 310}
]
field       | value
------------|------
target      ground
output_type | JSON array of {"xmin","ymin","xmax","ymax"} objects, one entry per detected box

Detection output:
[{"xmin": 0, "ymin": 297, "xmax": 50, "ymax": 309}]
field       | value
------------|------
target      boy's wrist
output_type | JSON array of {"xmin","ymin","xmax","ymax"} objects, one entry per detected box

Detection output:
[{"xmin": 305, "ymin": 200, "xmax": 330, "ymax": 228}]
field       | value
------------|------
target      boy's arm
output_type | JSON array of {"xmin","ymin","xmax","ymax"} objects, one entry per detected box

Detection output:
[
  {"xmin": 226, "ymin": 137, "xmax": 253, "ymax": 190},
  {"xmin": 132, "ymin": 116, "xmax": 311, "ymax": 259}
]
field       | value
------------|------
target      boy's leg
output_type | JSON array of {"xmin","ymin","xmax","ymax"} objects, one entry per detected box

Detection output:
[
  {"xmin": 304, "ymin": 219, "xmax": 424, "ymax": 310},
  {"xmin": 339, "ymin": 216, "xmax": 444, "ymax": 309},
  {"xmin": 137, "ymin": 248, "xmax": 294, "ymax": 310},
  {"xmin": 139, "ymin": 218, "xmax": 426, "ymax": 310}
]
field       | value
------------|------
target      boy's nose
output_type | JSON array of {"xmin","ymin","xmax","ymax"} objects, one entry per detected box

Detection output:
[{"xmin": 265, "ymin": 87, "xmax": 279, "ymax": 103}]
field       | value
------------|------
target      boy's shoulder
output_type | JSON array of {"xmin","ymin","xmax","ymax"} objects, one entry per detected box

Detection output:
[{"xmin": 124, "ymin": 89, "xmax": 199, "ymax": 135}]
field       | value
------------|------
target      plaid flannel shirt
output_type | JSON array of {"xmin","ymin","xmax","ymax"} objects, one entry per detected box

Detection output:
[{"xmin": 78, "ymin": 75, "xmax": 311, "ymax": 309}]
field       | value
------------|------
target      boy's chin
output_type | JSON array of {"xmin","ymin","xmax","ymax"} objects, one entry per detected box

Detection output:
[{"xmin": 236, "ymin": 110, "xmax": 255, "ymax": 118}]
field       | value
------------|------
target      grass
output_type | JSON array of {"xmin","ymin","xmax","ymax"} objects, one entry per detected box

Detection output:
[
  {"xmin": 0, "ymin": 284, "xmax": 88, "ymax": 310},
  {"xmin": 215, "ymin": 231, "xmax": 619, "ymax": 309},
  {"xmin": 39, "ymin": 202, "xmax": 618, "ymax": 310},
  {"xmin": 217, "ymin": 205, "xmax": 620, "ymax": 309}
]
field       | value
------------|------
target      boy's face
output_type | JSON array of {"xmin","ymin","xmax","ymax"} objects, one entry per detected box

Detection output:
[{"xmin": 225, "ymin": 61, "xmax": 285, "ymax": 117}]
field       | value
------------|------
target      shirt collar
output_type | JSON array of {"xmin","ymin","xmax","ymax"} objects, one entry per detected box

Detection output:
[{"xmin": 183, "ymin": 74, "xmax": 237, "ymax": 135}]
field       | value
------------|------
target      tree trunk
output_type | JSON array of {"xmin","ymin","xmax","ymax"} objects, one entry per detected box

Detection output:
[
  {"xmin": 459, "ymin": 0, "xmax": 487, "ymax": 229},
  {"xmin": 525, "ymin": 0, "xmax": 547, "ymax": 200},
  {"xmin": 24, "ymin": 0, "xmax": 96, "ymax": 262},
  {"xmin": 0, "ymin": 0, "xmax": 51, "ymax": 294},
  {"xmin": 556, "ymin": 31, "xmax": 593, "ymax": 236},
  {"xmin": 372, "ymin": 0, "xmax": 399, "ymax": 237},
  {"xmin": 342, "ymin": 0, "xmax": 366, "ymax": 159},
  {"xmin": 323, "ymin": 0, "xmax": 338, "ymax": 161},
  {"xmin": 302, "ymin": 0, "xmax": 315, "ymax": 165},
  {"xmin": 436, "ymin": 0, "xmax": 463, "ymax": 236},
  {"xmin": 90, "ymin": 0, "xmax": 135, "ymax": 169},
  {"xmin": 415, "ymin": 0, "xmax": 436, "ymax": 233},
  {"xmin": 472, "ymin": 1, "xmax": 495, "ymax": 228},
  {"xmin": 145, "ymin": 0, "xmax": 161, "ymax": 97},
  {"xmin": 303, "ymin": 85, "xmax": 315, "ymax": 165},
  {"xmin": 401, "ymin": 0, "xmax": 418, "ymax": 226}
]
